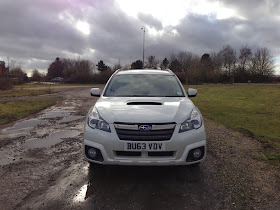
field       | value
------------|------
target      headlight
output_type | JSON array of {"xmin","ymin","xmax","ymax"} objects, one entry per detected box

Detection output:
[
  {"xmin": 88, "ymin": 107, "xmax": 111, "ymax": 132},
  {"xmin": 179, "ymin": 107, "xmax": 202, "ymax": 133}
]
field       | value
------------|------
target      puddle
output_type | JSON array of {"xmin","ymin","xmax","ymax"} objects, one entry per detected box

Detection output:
[
  {"xmin": 6, "ymin": 119, "xmax": 48, "ymax": 131},
  {"xmin": 0, "ymin": 157, "xmax": 15, "ymax": 166},
  {"xmin": 22, "ymin": 130, "xmax": 80, "ymax": 149},
  {"xmin": 73, "ymin": 184, "xmax": 88, "ymax": 203},
  {"xmin": 0, "ymin": 151, "xmax": 18, "ymax": 166},
  {"xmin": 58, "ymin": 116, "xmax": 84, "ymax": 123},
  {"xmin": 0, "ymin": 132, "xmax": 26, "ymax": 140},
  {"xmin": 50, "ymin": 106, "xmax": 75, "ymax": 111},
  {"xmin": 40, "ymin": 111, "xmax": 70, "ymax": 119},
  {"xmin": 51, "ymin": 124, "xmax": 67, "ymax": 129}
]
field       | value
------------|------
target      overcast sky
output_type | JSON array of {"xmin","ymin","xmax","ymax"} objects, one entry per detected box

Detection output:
[{"xmin": 0, "ymin": 0, "xmax": 279, "ymax": 75}]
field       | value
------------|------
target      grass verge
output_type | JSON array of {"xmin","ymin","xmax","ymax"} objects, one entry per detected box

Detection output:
[
  {"xmin": 2, "ymin": 83, "xmax": 102, "ymax": 97},
  {"xmin": 0, "ymin": 88, "xmax": 55, "ymax": 98},
  {"xmin": 0, "ymin": 97, "xmax": 62, "ymax": 125},
  {"xmin": 14, "ymin": 83, "xmax": 97, "ymax": 89},
  {"xmin": 186, "ymin": 84, "xmax": 280, "ymax": 160}
]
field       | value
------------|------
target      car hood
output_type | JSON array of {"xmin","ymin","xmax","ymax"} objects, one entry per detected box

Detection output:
[{"xmin": 94, "ymin": 97, "xmax": 195, "ymax": 124}]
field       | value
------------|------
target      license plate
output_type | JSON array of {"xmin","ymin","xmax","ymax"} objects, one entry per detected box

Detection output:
[{"xmin": 124, "ymin": 142, "xmax": 165, "ymax": 151}]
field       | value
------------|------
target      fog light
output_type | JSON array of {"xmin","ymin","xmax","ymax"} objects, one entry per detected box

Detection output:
[
  {"xmin": 193, "ymin": 149, "xmax": 202, "ymax": 159},
  {"xmin": 186, "ymin": 146, "xmax": 205, "ymax": 162},
  {"xmin": 85, "ymin": 146, "xmax": 104, "ymax": 162},
  {"xmin": 88, "ymin": 148, "xmax": 97, "ymax": 158}
]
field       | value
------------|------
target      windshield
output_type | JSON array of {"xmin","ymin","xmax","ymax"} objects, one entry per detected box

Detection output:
[{"xmin": 104, "ymin": 74, "xmax": 185, "ymax": 97}]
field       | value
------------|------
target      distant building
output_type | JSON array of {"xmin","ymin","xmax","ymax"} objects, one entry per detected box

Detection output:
[{"xmin": 0, "ymin": 61, "xmax": 9, "ymax": 77}]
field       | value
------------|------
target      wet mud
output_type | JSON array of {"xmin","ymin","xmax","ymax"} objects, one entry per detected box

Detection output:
[{"xmin": 22, "ymin": 130, "xmax": 80, "ymax": 149}]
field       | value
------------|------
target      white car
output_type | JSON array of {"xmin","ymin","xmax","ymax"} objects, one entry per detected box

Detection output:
[{"xmin": 83, "ymin": 69, "xmax": 206, "ymax": 166}]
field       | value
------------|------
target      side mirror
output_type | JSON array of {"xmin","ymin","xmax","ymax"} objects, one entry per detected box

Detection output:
[
  {"xmin": 187, "ymin": 88, "xmax": 197, "ymax": 97},
  {"xmin": 90, "ymin": 88, "xmax": 101, "ymax": 97}
]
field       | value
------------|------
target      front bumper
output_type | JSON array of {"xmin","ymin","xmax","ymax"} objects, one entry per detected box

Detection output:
[{"xmin": 83, "ymin": 124, "xmax": 206, "ymax": 166}]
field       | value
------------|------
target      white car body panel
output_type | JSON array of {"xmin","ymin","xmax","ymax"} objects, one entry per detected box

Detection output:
[
  {"xmin": 95, "ymin": 97, "xmax": 194, "ymax": 124},
  {"xmin": 83, "ymin": 69, "xmax": 207, "ymax": 166}
]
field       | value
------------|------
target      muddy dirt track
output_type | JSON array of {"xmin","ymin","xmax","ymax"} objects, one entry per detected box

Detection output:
[{"xmin": 0, "ymin": 87, "xmax": 279, "ymax": 210}]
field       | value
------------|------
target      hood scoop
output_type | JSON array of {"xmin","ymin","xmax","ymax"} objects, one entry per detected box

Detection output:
[{"xmin": 127, "ymin": 102, "xmax": 162, "ymax": 105}]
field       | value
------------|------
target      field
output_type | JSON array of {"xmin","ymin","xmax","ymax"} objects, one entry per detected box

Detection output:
[{"xmin": 187, "ymin": 84, "xmax": 280, "ymax": 160}]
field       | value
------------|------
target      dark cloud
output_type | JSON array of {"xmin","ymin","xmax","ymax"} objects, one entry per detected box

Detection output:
[
  {"xmin": 0, "ymin": 0, "xmax": 279, "ymax": 74},
  {"xmin": 217, "ymin": 0, "xmax": 280, "ymax": 19},
  {"xmin": 0, "ymin": 0, "xmax": 87, "ymax": 61},
  {"xmin": 138, "ymin": 13, "xmax": 163, "ymax": 30}
]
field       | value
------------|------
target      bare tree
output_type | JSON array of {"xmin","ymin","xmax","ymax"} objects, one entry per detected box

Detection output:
[
  {"xmin": 177, "ymin": 51, "xmax": 194, "ymax": 73},
  {"xmin": 177, "ymin": 52, "xmax": 186, "ymax": 72},
  {"xmin": 31, "ymin": 69, "xmax": 44, "ymax": 81},
  {"xmin": 9, "ymin": 67, "xmax": 27, "ymax": 84},
  {"xmin": 122, "ymin": 64, "xmax": 131, "ymax": 70},
  {"xmin": 75, "ymin": 59, "xmax": 95, "ymax": 83},
  {"xmin": 186, "ymin": 57, "xmax": 202, "ymax": 84},
  {"xmin": 211, "ymin": 52, "xmax": 223, "ymax": 73},
  {"xmin": 169, "ymin": 59, "xmax": 182, "ymax": 72},
  {"xmin": 169, "ymin": 52, "xmax": 177, "ymax": 63},
  {"xmin": 112, "ymin": 63, "xmax": 122, "ymax": 71},
  {"xmin": 218, "ymin": 45, "xmax": 237, "ymax": 77},
  {"xmin": 9, "ymin": 59, "xmax": 17, "ymax": 71},
  {"xmin": 60, "ymin": 58, "xmax": 95, "ymax": 83},
  {"xmin": 251, "ymin": 48, "xmax": 274, "ymax": 77},
  {"xmin": 239, "ymin": 45, "xmax": 252, "ymax": 71},
  {"xmin": 146, "ymin": 55, "xmax": 159, "ymax": 69}
]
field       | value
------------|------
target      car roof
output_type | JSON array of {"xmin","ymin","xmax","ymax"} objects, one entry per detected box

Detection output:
[{"xmin": 115, "ymin": 69, "xmax": 174, "ymax": 75}]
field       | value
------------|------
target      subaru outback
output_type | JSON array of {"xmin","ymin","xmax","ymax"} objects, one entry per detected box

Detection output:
[{"xmin": 83, "ymin": 69, "xmax": 206, "ymax": 166}]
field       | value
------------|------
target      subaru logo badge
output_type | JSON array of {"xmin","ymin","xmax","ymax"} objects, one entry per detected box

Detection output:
[{"xmin": 139, "ymin": 125, "xmax": 152, "ymax": 131}]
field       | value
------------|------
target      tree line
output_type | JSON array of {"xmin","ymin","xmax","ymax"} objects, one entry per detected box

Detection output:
[
  {"xmin": 145, "ymin": 45, "xmax": 275, "ymax": 84},
  {"xmin": 2, "ymin": 44, "xmax": 276, "ymax": 89},
  {"xmin": 46, "ymin": 57, "xmax": 114, "ymax": 84},
  {"xmin": 44, "ymin": 44, "xmax": 275, "ymax": 84}
]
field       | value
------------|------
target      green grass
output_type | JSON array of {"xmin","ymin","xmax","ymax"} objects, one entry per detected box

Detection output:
[
  {"xmin": 15, "ymin": 83, "xmax": 70, "ymax": 88},
  {"xmin": 0, "ymin": 97, "xmax": 62, "ymax": 125},
  {"xmin": 186, "ymin": 84, "xmax": 280, "ymax": 160},
  {"xmin": 2, "ymin": 83, "xmax": 103, "ymax": 97},
  {"xmin": 0, "ymin": 88, "xmax": 55, "ymax": 98},
  {"xmin": 14, "ymin": 83, "xmax": 96, "ymax": 89}
]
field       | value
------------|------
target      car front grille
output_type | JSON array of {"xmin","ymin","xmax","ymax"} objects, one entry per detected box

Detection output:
[{"xmin": 114, "ymin": 123, "xmax": 176, "ymax": 141}]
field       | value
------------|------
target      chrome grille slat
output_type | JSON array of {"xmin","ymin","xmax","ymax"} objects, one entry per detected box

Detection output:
[
  {"xmin": 114, "ymin": 124, "xmax": 138, "ymax": 130},
  {"xmin": 114, "ymin": 123, "xmax": 175, "ymax": 130},
  {"xmin": 114, "ymin": 123, "xmax": 175, "ymax": 141},
  {"xmin": 115, "ymin": 129, "xmax": 174, "ymax": 136}
]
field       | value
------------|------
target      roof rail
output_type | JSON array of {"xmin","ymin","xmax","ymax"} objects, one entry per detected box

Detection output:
[
  {"xmin": 113, "ymin": 68, "xmax": 175, "ymax": 75},
  {"xmin": 163, "ymin": 69, "xmax": 174, "ymax": 74},
  {"xmin": 112, "ymin": 69, "xmax": 124, "ymax": 75}
]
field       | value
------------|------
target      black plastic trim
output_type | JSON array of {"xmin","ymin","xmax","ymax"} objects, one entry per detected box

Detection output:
[
  {"xmin": 85, "ymin": 145, "xmax": 104, "ymax": 162},
  {"xmin": 148, "ymin": 151, "xmax": 174, "ymax": 157},
  {"xmin": 115, "ymin": 151, "xmax": 141, "ymax": 157},
  {"xmin": 186, "ymin": 146, "xmax": 205, "ymax": 162}
]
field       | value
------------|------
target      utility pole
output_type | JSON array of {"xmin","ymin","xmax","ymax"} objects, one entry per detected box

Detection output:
[{"xmin": 141, "ymin": 26, "xmax": 145, "ymax": 69}]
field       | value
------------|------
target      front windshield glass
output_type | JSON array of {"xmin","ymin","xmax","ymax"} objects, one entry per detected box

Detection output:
[{"xmin": 104, "ymin": 74, "xmax": 185, "ymax": 97}]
